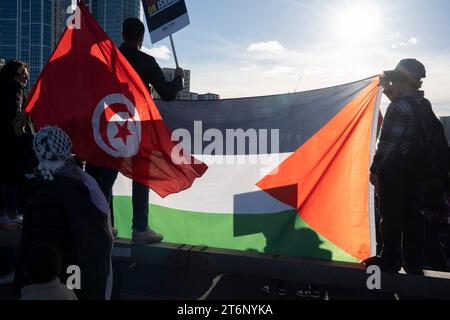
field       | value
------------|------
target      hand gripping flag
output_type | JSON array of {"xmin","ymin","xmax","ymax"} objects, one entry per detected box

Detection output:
[{"xmin": 25, "ymin": 2, "xmax": 207, "ymax": 197}]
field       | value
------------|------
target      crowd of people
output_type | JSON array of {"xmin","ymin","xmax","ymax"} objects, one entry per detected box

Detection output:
[
  {"xmin": 0, "ymin": 18, "xmax": 449, "ymax": 300},
  {"xmin": 0, "ymin": 18, "xmax": 184, "ymax": 300}
]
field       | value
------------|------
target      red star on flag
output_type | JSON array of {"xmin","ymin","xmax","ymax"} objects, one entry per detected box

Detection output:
[{"xmin": 114, "ymin": 121, "xmax": 132, "ymax": 145}]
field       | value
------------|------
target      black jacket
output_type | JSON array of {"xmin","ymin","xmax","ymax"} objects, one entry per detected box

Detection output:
[
  {"xmin": 119, "ymin": 42, "xmax": 183, "ymax": 101},
  {"xmin": 0, "ymin": 77, "xmax": 28, "ymax": 180},
  {"xmin": 17, "ymin": 175, "xmax": 113, "ymax": 300}
]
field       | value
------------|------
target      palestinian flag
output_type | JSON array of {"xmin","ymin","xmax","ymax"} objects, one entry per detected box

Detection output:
[{"xmin": 113, "ymin": 77, "xmax": 382, "ymax": 262}]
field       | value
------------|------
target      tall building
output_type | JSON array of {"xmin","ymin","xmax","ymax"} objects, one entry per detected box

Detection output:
[
  {"xmin": 54, "ymin": 0, "xmax": 72, "ymax": 44},
  {"xmin": 54, "ymin": 0, "xmax": 94, "ymax": 45},
  {"xmin": 0, "ymin": 0, "xmax": 140, "ymax": 88},
  {"xmin": 91, "ymin": 0, "xmax": 141, "ymax": 46},
  {"xmin": 0, "ymin": 0, "xmax": 54, "ymax": 88}
]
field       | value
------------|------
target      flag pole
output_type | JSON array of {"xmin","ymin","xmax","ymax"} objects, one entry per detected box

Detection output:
[{"xmin": 169, "ymin": 34, "xmax": 180, "ymax": 69}]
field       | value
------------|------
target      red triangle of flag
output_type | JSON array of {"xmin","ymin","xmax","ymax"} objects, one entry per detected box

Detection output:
[{"xmin": 257, "ymin": 79, "xmax": 380, "ymax": 260}]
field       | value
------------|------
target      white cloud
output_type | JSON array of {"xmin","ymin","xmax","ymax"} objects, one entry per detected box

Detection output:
[
  {"xmin": 188, "ymin": 35, "xmax": 450, "ymax": 116},
  {"xmin": 392, "ymin": 42, "xmax": 406, "ymax": 49},
  {"xmin": 304, "ymin": 66, "xmax": 327, "ymax": 75},
  {"xmin": 141, "ymin": 45, "xmax": 172, "ymax": 60},
  {"xmin": 391, "ymin": 35, "xmax": 419, "ymax": 50},
  {"xmin": 264, "ymin": 66, "xmax": 294, "ymax": 75},
  {"xmin": 390, "ymin": 32, "xmax": 401, "ymax": 39},
  {"xmin": 239, "ymin": 65, "xmax": 258, "ymax": 72},
  {"xmin": 409, "ymin": 37, "xmax": 419, "ymax": 45},
  {"xmin": 247, "ymin": 41, "xmax": 285, "ymax": 55}
]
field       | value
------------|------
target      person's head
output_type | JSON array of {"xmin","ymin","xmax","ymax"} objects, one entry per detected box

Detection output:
[
  {"xmin": 24, "ymin": 243, "xmax": 61, "ymax": 284},
  {"xmin": 382, "ymin": 59, "xmax": 426, "ymax": 99},
  {"xmin": 0, "ymin": 60, "xmax": 29, "ymax": 87},
  {"xmin": 122, "ymin": 18, "xmax": 145, "ymax": 49},
  {"xmin": 33, "ymin": 126, "xmax": 73, "ymax": 181}
]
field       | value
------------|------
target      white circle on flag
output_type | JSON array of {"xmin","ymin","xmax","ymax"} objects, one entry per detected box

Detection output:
[{"xmin": 92, "ymin": 94, "xmax": 142, "ymax": 158}]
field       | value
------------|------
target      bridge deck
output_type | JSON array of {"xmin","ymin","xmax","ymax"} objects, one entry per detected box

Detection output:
[
  {"xmin": 2, "ymin": 230, "xmax": 450, "ymax": 299},
  {"xmin": 113, "ymin": 239, "xmax": 450, "ymax": 299}
]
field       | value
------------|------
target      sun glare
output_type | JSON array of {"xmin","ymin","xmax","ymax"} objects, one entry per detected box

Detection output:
[{"xmin": 334, "ymin": 2, "xmax": 383, "ymax": 45}]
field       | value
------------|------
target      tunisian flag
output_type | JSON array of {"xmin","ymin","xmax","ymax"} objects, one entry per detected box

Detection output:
[{"xmin": 25, "ymin": 2, "xmax": 207, "ymax": 197}]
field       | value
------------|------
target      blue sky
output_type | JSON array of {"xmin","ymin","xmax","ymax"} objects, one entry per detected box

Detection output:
[{"xmin": 142, "ymin": 0, "xmax": 450, "ymax": 115}]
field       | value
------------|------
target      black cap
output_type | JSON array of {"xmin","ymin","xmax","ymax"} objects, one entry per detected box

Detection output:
[{"xmin": 384, "ymin": 59, "xmax": 426, "ymax": 84}]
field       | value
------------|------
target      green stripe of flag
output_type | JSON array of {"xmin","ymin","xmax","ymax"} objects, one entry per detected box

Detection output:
[{"xmin": 113, "ymin": 196, "xmax": 358, "ymax": 263}]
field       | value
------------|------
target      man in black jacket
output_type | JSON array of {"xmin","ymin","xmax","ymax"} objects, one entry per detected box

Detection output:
[{"xmin": 96, "ymin": 18, "xmax": 185, "ymax": 244}]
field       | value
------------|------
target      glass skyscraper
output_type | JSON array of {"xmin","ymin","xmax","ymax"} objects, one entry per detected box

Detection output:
[
  {"xmin": 54, "ymin": 0, "xmax": 95, "ymax": 44},
  {"xmin": 0, "ymin": 0, "xmax": 53, "ymax": 88},
  {"xmin": 54, "ymin": 0, "xmax": 72, "ymax": 45},
  {"xmin": 0, "ymin": 0, "xmax": 141, "ymax": 88},
  {"xmin": 91, "ymin": 0, "xmax": 141, "ymax": 46}
]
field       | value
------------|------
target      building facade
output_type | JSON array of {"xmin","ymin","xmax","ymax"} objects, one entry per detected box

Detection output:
[
  {"xmin": 54, "ymin": 0, "xmax": 96, "ymax": 45},
  {"xmin": 0, "ymin": 0, "xmax": 54, "ymax": 88},
  {"xmin": 0, "ymin": 0, "xmax": 140, "ymax": 88},
  {"xmin": 198, "ymin": 93, "xmax": 220, "ymax": 101},
  {"xmin": 91, "ymin": 0, "xmax": 141, "ymax": 46}
]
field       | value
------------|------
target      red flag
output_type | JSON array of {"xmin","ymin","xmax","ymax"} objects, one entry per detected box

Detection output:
[{"xmin": 25, "ymin": 3, "xmax": 207, "ymax": 198}]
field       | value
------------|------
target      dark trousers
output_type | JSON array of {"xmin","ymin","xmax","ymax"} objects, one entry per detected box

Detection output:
[
  {"xmin": 424, "ymin": 219, "xmax": 448, "ymax": 271},
  {"xmin": 0, "ymin": 181, "xmax": 18, "ymax": 213},
  {"xmin": 97, "ymin": 167, "xmax": 149, "ymax": 232},
  {"xmin": 378, "ymin": 160, "xmax": 425, "ymax": 270}
]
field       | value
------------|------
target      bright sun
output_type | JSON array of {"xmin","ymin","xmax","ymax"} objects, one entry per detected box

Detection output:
[{"xmin": 334, "ymin": 2, "xmax": 383, "ymax": 44}]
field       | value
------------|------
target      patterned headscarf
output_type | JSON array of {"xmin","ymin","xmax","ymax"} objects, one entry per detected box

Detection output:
[
  {"xmin": 33, "ymin": 126, "xmax": 73, "ymax": 181},
  {"xmin": 32, "ymin": 126, "xmax": 111, "ymax": 217}
]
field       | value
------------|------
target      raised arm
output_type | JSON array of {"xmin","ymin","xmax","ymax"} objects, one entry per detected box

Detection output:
[{"xmin": 146, "ymin": 56, "xmax": 184, "ymax": 102}]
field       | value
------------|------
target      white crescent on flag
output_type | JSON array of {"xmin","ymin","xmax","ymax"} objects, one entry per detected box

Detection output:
[{"xmin": 92, "ymin": 94, "xmax": 142, "ymax": 158}]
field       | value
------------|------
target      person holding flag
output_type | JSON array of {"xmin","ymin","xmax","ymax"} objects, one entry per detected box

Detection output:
[
  {"xmin": 96, "ymin": 18, "xmax": 186, "ymax": 244},
  {"xmin": 365, "ymin": 59, "xmax": 448, "ymax": 275},
  {"xmin": 25, "ymin": 2, "xmax": 207, "ymax": 246}
]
